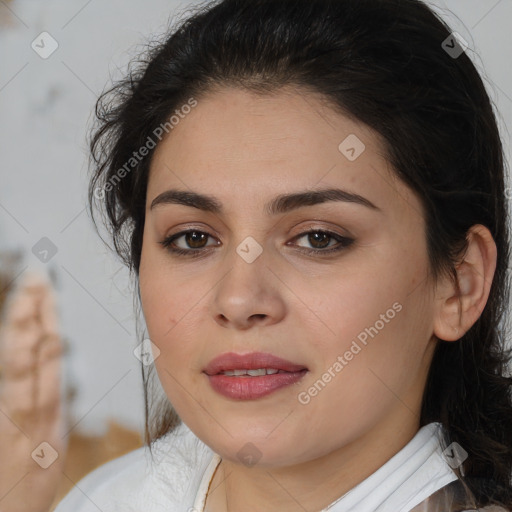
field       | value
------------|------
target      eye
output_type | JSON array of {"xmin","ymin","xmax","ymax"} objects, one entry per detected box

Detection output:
[
  {"xmin": 159, "ymin": 228, "xmax": 354, "ymax": 258},
  {"xmin": 159, "ymin": 229, "xmax": 218, "ymax": 258},
  {"xmin": 289, "ymin": 229, "xmax": 354, "ymax": 255}
]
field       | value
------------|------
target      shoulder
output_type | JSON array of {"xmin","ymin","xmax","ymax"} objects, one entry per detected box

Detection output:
[
  {"xmin": 54, "ymin": 421, "xmax": 214, "ymax": 512},
  {"xmin": 53, "ymin": 443, "xmax": 148, "ymax": 512}
]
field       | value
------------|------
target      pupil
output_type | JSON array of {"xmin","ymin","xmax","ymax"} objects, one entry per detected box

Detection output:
[
  {"xmin": 187, "ymin": 231, "xmax": 206, "ymax": 248},
  {"xmin": 310, "ymin": 232, "xmax": 329, "ymax": 249}
]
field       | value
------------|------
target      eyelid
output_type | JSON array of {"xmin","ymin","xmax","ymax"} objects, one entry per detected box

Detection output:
[
  {"xmin": 290, "ymin": 221, "xmax": 353, "ymax": 238},
  {"xmin": 163, "ymin": 221, "xmax": 352, "ymax": 241}
]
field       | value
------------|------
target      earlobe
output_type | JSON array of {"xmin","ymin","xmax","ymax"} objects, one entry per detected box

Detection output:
[{"xmin": 433, "ymin": 224, "xmax": 497, "ymax": 342}]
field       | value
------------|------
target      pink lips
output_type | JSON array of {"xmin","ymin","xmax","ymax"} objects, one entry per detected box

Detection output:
[{"xmin": 203, "ymin": 351, "xmax": 308, "ymax": 400}]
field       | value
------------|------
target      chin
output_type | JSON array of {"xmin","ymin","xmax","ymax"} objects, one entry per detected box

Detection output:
[{"xmin": 199, "ymin": 425, "xmax": 308, "ymax": 467}]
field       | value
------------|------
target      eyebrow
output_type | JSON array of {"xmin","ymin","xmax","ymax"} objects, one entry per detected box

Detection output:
[{"xmin": 149, "ymin": 187, "xmax": 381, "ymax": 215}]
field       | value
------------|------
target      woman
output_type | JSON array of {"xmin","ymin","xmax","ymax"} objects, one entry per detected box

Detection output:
[{"xmin": 49, "ymin": 0, "xmax": 512, "ymax": 510}]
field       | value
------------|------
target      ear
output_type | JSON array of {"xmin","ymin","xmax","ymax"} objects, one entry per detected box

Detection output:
[{"xmin": 433, "ymin": 224, "xmax": 497, "ymax": 342}]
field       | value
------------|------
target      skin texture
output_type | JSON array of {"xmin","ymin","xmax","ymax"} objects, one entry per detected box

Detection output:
[
  {"xmin": 0, "ymin": 272, "xmax": 67, "ymax": 512},
  {"xmin": 138, "ymin": 86, "xmax": 496, "ymax": 512}
]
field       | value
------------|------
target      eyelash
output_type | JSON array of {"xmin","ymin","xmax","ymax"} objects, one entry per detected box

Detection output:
[{"xmin": 159, "ymin": 229, "xmax": 354, "ymax": 259}]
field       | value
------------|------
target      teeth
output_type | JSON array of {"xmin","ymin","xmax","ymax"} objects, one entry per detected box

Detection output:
[
  {"xmin": 247, "ymin": 368, "xmax": 267, "ymax": 376},
  {"xmin": 221, "ymin": 368, "xmax": 281, "ymax": 376}
]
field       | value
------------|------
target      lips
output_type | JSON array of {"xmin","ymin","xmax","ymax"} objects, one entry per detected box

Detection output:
[
  {"xmin": 203, "ymin": 351, "xmax": 307, "ymax": 376},
  {"xmin": 203, "ymin": 351, "xmax": 309, "ymax": 400}
]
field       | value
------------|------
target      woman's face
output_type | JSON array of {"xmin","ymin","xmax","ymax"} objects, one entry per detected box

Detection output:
[{"xmin": 139, "ymin": 86, "xmax": 438, "ymax": 467}]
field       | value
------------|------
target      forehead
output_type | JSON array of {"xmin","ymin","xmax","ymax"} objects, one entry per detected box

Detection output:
[{"xmin": 147, "ymin": 86, "xmax": 423, "ymax": 222}]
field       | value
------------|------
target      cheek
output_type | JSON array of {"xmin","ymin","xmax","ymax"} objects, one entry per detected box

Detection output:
[
  {"xmin": 139, "ymin": 274, "xmax": 186, "ymax": 351},
  {"xmin": 138, "ymin": 243, "xmax": 207, "ymax": 375},
  {"xmin": 301, "ymin": 256, "xmax": 432, "ymax": 407},
  {"xmin": 305, "ymin": 259, "xmax": 414, "ymax": 354},
  {"xmin": 139, "ymin": 239, "xmax": 178, "ymax": 349},
  {"xmin": 139, "ymin": 272, "xmax": 202, "ymax": 414},
  {"xmin": 296, "ymin": 294, "xmax": 430, "ymax": 448}
]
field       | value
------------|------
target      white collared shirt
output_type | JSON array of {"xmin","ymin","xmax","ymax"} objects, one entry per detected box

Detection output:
[{"xmin": 55, "ymin": 421, "xmax": 469, "ymax": 512}]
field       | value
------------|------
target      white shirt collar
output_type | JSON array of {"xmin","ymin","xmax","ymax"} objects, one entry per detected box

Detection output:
[{"xmin": 187, "ymin": 422, "xmax": 458, "ymax": 512}]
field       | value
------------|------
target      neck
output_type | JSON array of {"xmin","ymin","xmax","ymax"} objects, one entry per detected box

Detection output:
[{"xmin": 204, "ymin": 408, "xmax": 421, "ymax": 512}]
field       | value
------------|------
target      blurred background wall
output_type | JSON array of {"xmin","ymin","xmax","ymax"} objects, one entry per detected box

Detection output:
[{"xmin": 0, "ymin": 0, "xmax": 511, "ymax": 439}]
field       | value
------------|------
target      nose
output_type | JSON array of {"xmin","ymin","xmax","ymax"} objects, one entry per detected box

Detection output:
[{"xmin": 211, "ymin": 248, "xmax": 286, "ymax": 331}]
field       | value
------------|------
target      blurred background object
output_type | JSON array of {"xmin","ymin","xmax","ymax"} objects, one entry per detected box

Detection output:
[
  {"xmin": 0, "ymin": 248, "xmax": 143, "ymax": 510},
  {"xmin": 0, "ymin": 0, "xmax": 15, "ymax": 28},
  {"xmin": 0, "ymin": 248, "xmax": 24, "ymax": 311}
]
